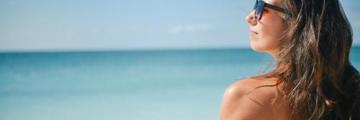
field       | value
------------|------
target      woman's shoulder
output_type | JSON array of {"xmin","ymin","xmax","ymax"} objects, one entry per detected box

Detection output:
[
  {"xmin": 224, "ymin": 77, "xmax": 283, "ymax": 104},
  {"xmin": 220, "ymin": 77, "xmax": 289, "ymax": 120}
]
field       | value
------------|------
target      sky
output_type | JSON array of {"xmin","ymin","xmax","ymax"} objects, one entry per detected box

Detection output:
[{"xmin": 0, "ymin": 0, "xmax": 359, "ymax": 52}]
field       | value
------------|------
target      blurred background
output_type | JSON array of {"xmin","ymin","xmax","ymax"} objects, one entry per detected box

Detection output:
[{"xmin": 0, "ymin": 0, "xmax": 359, "ymax": 120}]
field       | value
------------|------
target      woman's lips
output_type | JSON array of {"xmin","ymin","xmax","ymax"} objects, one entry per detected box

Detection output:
[
  {"xmin": 251, "ymin": 31, "xmax": 258, "ymax": 34},
  {"xmin": 250, "ymin": 31, "xmax": 258, "ymax": 36}
]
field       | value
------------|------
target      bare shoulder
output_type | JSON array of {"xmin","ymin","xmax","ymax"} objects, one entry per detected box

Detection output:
[{"xmin": 220, "ymin": 78, "xmax": 289, "ymax": 120}]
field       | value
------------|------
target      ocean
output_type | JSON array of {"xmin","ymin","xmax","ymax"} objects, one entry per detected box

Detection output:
[{"xmin": 0, "ymin": 47, "xmax": 359, "ymax": 120}]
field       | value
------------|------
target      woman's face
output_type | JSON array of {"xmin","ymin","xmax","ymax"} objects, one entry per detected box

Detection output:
[{"xmin": 246, "ymin": 0, "xmax": 288, "ymax": 55}]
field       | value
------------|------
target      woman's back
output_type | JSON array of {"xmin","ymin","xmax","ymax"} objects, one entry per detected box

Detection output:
[
  {"xmin": 220, "ymin": 77, "xmax": 290, "ymax": 120},
  {"xmin": 221, "ymin": 66, "xmax": 360, "ymax": 120}
]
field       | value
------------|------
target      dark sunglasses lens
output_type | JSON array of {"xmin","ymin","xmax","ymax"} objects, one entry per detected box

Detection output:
[
  {"xmin": 253, "ymin": 0, "xmax": 258, "ymax": 9},
  {"xmin": 255, "ymin": 1, "xmax": 264, "ymax": 20}
]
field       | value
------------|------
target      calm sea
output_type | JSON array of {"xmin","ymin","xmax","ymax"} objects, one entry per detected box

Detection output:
[{"xmin": 0, "ymin": 47, "xmax": 359, "ymax": 120}]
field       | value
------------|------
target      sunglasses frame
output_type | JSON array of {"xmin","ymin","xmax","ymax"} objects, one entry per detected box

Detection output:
[{"xmin": 254, "ymin": 0, "xmax": 292, "ymax": 21}]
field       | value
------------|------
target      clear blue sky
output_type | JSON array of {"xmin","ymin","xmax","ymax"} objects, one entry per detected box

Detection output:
[{"xmin": 0, "ymin": 0, "xmax": 359, "ymax": 51}]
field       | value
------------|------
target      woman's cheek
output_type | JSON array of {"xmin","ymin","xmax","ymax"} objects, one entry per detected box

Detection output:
[{"xmin": 259, "ymin": 29, "xmax": 282, "ymax": 52}]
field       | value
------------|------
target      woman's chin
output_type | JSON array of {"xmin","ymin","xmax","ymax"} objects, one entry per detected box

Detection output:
[
  {"xmin": 250, "ymin": 46, "xmax": 265, "ymax": 53},
  {"xmin": 250, "ymin": 43, "xmax": 279, "ymax": 57},
  {"xmin": 250, "ymin": 41, "xmax": 264, "ymax": 52},
  {"xmin": 250, "ymin": 43, "xmax": 274, "ymax": 55}
]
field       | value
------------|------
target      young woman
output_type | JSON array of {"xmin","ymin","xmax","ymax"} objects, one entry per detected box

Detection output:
[{"xmin": 220, "ymin": 0, "xmax": 360, "ymax": 120}]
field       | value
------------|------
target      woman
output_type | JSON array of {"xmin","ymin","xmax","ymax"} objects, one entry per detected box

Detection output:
[{"xmin": 220, "ymin": 0, "xmax": 360, "ymax": 120}]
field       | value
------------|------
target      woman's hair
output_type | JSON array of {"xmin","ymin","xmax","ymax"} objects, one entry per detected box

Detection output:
[{"xmin": 252, "ymin": 0, "xmax": 360, "ymax": 119}]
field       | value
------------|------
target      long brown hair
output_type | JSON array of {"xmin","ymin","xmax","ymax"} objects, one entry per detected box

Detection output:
[{"xmin": 252, "ymin": 0, "xmax": 360, "ymax": 119}]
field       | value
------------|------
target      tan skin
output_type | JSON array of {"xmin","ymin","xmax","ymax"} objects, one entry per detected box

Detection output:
[{"xmin": 220, "ymin": 0, "xmax": 291, "ymax": 120}]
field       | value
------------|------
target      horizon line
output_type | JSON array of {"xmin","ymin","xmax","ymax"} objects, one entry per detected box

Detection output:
[{"xmin": 0, "ymin": 45, "xmax": 359, "ymax": 54}]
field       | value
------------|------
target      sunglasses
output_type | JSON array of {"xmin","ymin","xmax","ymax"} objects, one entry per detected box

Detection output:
[{"xmin": 253, "ymin": 0, "xmax": 292, "ymax": 21}]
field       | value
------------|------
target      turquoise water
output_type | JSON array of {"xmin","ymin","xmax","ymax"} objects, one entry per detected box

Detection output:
[{"xmin": 0, "ymin": 47, "xmax": 359, "ymax": 120}]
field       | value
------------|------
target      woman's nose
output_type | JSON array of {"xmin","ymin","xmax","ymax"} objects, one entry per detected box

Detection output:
[{"xmin": 245, "ymin": 11, "xmax": 257, "ymax": 25}]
